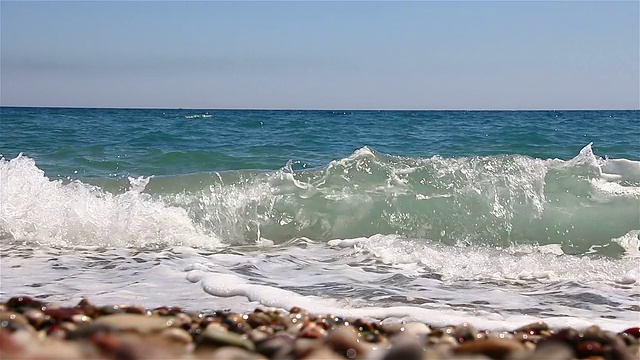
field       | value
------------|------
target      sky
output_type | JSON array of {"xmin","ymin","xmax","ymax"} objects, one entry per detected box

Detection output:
[{"xmin": 1, "ymin": 1, "xmax": 638, "ymax": 110}]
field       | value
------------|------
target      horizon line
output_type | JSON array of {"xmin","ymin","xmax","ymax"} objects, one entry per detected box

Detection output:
[{"xmin": 2, "ymin": 105, "xmax": 639, "ymax": 112}]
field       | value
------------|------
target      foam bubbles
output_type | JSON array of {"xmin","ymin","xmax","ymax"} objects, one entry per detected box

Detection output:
[{"xmin": 0, "ymin": 155, "xmax": 216, "ymax": 247}]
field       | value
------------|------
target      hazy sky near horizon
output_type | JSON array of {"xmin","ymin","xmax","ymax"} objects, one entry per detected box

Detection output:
[{"xmin": 1, "ymin": 1, "xmax": 638, "ymax": 110}]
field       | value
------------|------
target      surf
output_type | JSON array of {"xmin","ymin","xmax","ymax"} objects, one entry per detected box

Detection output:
[{"xmin": 1, "ymin": 144, "xmax": 638, "ymax": 256}]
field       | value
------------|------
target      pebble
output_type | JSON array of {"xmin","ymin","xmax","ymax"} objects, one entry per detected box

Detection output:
[
  {"xmin": 197, "ymin": 327, "xmax": 256, "ymax": 351},
  {"xmin": 1, "ymin": 297, "xmax": 638, "ymax": 360},
  {"xmin": 93, "ymin": 313, "xmax": 177, "ymax": 334},
  {"xmin": 453, "ymin": 338, "xmax": 525, "ymax": 360}
]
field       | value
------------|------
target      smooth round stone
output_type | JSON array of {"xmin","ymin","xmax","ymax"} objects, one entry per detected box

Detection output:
[
  {"xmin": 299, "ymin": 321, "xmax": 328, "ymax": 339},
  {"xmin": 453, "ymin": 323, "xmax": 478, "ymax": 343},
  {"xmin": 205, "ymin": 322, "xmax": 228, "ymax": 333},
  {"xmin": 5, "ymin": 296, "xmax": 46, "ymax": 311},
  {"xmin": 44, "ymin": 307, "xmax": 84, "ymax": 322},
  {"xmin": 197, "ymin": 329, "xmax": 255, "ymax": 352},
  {"xmin": 384, "ymin": 334, "xmax": 426, "ymax": 360},
  {"xmin": 325, "ymin": 326, "xmax": 368, "ymax": 358},
  {"xmin": 255, "ymin": 333, "xmax": 295, "ymax": 358},
  {"xmin": 93, "ymin": 314, "xmax": 177, "ymax": 334},
  {"xmin": 247, "ymin": 328, "xmax": 270, "ymax": 343},
  {"xmin": 300, "ymin": 346, "xmax": 345, "ymax": 360},
  {"xmin": 160, "ymin": 328, "xmax": 193, "ymax": 345},
  {"xmin": 576, "ymin": 340, "xmax": 603, "ymax": 358},
  {"xmin": 622, "ymin": 327, "xmax": 640, "ymax": 339},
  {"xmin": 293, "ymin": 337, "xmax": 323, "ymax": 358},
  {"xmin": 98, "ymin": 305, "xmax": 125, "ymax": 316},
  {"xmin": 453, "ymin": 338, "xmax": 526, "ymax": 359},
  {"xmin": 402, "ymin": 322, "xmax": 432, "ymax": 337},
  {"xmin": 71, "ymin": 314, "xmax": 92, "ymax": 324},
  {"xmin": 0, "ymin": 311, "xmax": 32, "ymax": 332},
  {"xmin": 523, "ymin": 341, "xmax": 574, "ymax": 360},
  {"xmin": 123, "ymin": 305, "xmax": 148, "ymax": 315},
  {"xmin": 23, "ymin": 309, "xmax": 47, "ymax": 328},
  {"xmin": 516, "ymin": 321, "xmax": 549, "ymax": 335},
  {"xmin": 380, "ymin": 323, "xmax": 406, "ymax": 336},
  {"xmin": 246, "ymin": 312, "xmax": 271, "ymax": 328},
  {"xmin": 204, "ymin": 346, "xmax": 268, "ymax": 360}
]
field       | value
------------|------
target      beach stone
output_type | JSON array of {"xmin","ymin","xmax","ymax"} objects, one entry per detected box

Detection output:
[
  {"xmin": 247, "ymin": 311, "xmax": 271, "ymax": 328},
  {"xmin": 23, "ymin": 309, "xmax": 48, "ymax": 328},
  {"xmin": 576, "ymin": 340, "xmax": 602, "ymax": 358},
  {"xmin": 123, "ymin": 304, "xmax": 149, "ymax": 315},
  {"xmin": 24, "ymin": 338, "xmax": 87, "ymax": 359},
  {"xmin": 206, "ymin": 322, "xmax": 228, "ymax": 333},
  {"xmin": 293, "ymin": 337, "xmax": 323, "ymax": 358},
  {"xmin": 622, "ymin": 327, "xmax": 640, "ymax": 338},
  {"xmin": 454, "ymin": 323, "xmax": 478, "ymax": 343},
  {"xmin": 384, "ymin": 334, "xmax": 426, "ymax": 360},
  {"xmin": 160, "ymin": 327, "xmax": 193, "ymax": 345},
  {"xmin": 199, "ymin": 346, "xmax": 267, "ymax": 360},
  {"xmin": 515, "ymin": 341, "xmax": 573, "ymax": 360},
  {"xmin": 543, "ymin": 328, "xmax": 579, "ymax": 346},
  {"xmin": 44, "ymin": 307, "xmax": 84, "ymax": 321},
  {"xmin": 247, "ymin": 328, "xmax": 270, "ymax": 343},
  {"xmin": 223, "ymin": 313, "xmax": 250, "ymax": 334},
  {"xmin": 98, "ymin": 304, "xmax": 125, "ymax": 316},
  {"xmin": 627, "ymin": 344, "xmax": 640, "ymax": 358},
  {"xmin": 255, "ymin": 332, "xmax": 295, "ymax": 358},
  {"xmin": 515, "ymin": 321, "xmax": 549, "ymax": 336},
  {"xmin": 403, "ymin": 322, "xmax": 432, "ymax": 337},
  {"xmin": 5, "ymin": 296, "xmax": 46, "ymax": 311},
  {"xmin": 453, "ymin": 338, "xmax": 526, "ymax": 360},
  {"xmin": 381, "ymin": 323, "xmax": 407, "ymax": 336},
  {"xmin": 602, "ymin": 343, "xmax": 638, "ymax": 360},
  {"xmin": 93, "ymin": 313, "xmax": 177, "ymax": 334},
  {"xmin": 299, "ymin": 321, "xmax": 328, "ymax": 339},
  {"xmin": 301, "ymin": 345, "xmax": 345, "ymax": 360},
  {"xmin": 197, "ymin": 328, "xmax": 255, "ymax": 351},
  {"xmin": 0, "ymin": 311, "xmax": 32, "ymax": 332},
  {"xmin": 325, "ymin": 325, "xmax": 368, "ymax": 358}
]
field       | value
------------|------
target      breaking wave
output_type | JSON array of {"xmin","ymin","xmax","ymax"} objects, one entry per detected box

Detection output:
[{"xmin": 1, "ymin": 144, "xmax": 639, "ymax": 255}]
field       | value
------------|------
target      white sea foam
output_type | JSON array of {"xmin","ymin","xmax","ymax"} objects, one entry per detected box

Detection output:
[{"xmin": 0, "ymin": 155, "xmax": 216, "ymax": 247}]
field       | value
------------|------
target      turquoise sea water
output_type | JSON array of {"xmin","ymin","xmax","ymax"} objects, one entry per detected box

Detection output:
[{"xmin": 1, "ymin": 107, "xmax": 639, "ymax": 330}]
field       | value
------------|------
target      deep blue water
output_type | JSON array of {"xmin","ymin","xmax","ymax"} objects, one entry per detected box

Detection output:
[{"xmin": 2, "ymin": 107, "xmax": 638, "ymax": 178}]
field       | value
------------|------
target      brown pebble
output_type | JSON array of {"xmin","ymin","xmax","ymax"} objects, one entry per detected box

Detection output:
[
  {"xmin": 44, "ymin": 307, "xmax": 84, "ymax": 321},
  {"xmin": 453, "ymin": 338, "xmax": 526, "ymax": 360},
  {"xmin": 247, "ymin": 311, "xmax": 271, "ymax": 328},
  {"xmin": 6, "ymin": 296, "xmax": 46, "ymax": 311},
  {"xmin": 576, "ymin": 340, "xmax": 603, "ymax": 358},
  {"xmin": 299, "ymin": 321, "xmax": 328, "ymax": 339},
  {"xmin": 203, "ymin": 346, "xmax": 267, "ymax": 360},
  {"xmin": 622, "ymin": 327, "xmax": 640, "ymax": 339},
  {"xmin": 23, "ymin": 309, "xmax": 47, "ymax": 328},
  {"xmin": 301, "ymin": 346, "xmax": 345, "ymax": 360},
  {"xmin": 0, "ymin": 311, "xmax": 32, "ymax": 332},
  {"xmin": 255, "ymin": 332, "xmax": 295, "ymax": 358},
  {"xmin": 93, "ymin": 313, "xmax": 177, "ymax": 334},
  {"xmin": 197, "ymin": 328, "xmax": 255, "ymax": 352},
  {"xmin": 454, "ymin": 322, "xmax": 478, "ymax": 343},
  {"xmin": 520, "ymin": 341, "xmax": 574, "ymax": 360},
  {"xmin": 516, "ymin": 321, "xmax": 549, "ymax": 336},
  {"xmin": 325, "ymin": 325, "xmax": 368, "ymax": 359},
  {"xmin": 384, "ymin": 334, "xmax": 426, "ymax": 360},
  {"xmin": 160, "ymin": 327, "xmax": 193, "ymax": 345}
]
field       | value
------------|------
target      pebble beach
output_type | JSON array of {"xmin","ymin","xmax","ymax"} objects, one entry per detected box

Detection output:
[{"xmin": 1, "ymin": 296, "xmax": 638, "ymax": 360}]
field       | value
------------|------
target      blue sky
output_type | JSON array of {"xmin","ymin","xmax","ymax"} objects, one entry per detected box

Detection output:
[{"xmin": 1, "ymin": 1, "xmax": 638, "ymax": 109}]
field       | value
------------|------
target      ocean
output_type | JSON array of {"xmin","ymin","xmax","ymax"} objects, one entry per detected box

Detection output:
[{"xmin": 1, "ymin": 107, "xmax": 639, "ymax": 331}]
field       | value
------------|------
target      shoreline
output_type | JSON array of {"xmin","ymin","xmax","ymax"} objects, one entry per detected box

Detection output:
[{"xmin": 1, "ymin": 296, "xmax": 638, "ymax": 360}]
